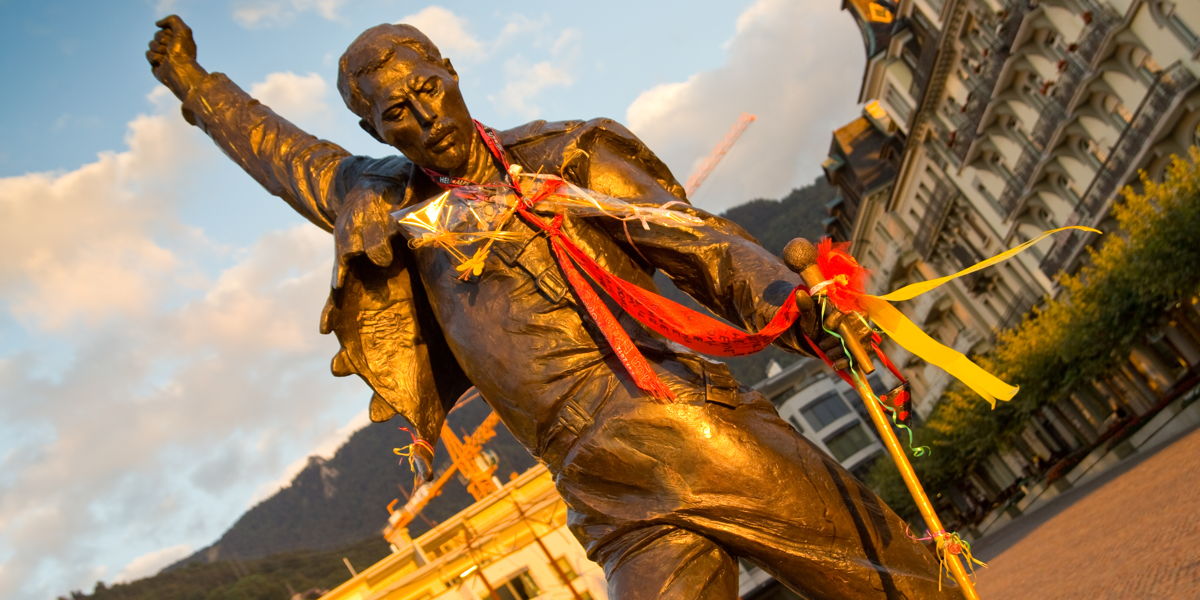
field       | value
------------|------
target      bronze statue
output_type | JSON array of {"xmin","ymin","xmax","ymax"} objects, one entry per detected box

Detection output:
[{"xmin": 147, "ymin": 16, "xmax": 957, "ymax": 599}]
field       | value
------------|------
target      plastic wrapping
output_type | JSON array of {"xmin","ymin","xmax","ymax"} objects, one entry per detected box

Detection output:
[{"xmin": 393, "ymin": 172, "xmax": 704, "ymax": 277}]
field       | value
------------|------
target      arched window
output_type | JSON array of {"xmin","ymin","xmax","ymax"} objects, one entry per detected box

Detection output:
[
  {"xmin": 1101, "ymin": 94, "xmax": 1133, "ymax": 127},
  {"xmin": 1074, "ymin": 135, "xmax": 1103, "ymax": 166},
  {"xmin": 1150, "ymin": 1, "xmax": 1200, "ymax": 48},
  {"xmin": 1055, "ymin": 173, "xmax": 1081, "ymax": 202}
]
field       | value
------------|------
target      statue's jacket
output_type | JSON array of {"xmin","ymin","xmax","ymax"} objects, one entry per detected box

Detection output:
[{"xmin": 180, "ymin": 73, "xmax": 808, "ymax": 455}]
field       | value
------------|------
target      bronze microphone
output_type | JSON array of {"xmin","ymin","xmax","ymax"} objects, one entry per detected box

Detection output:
[{"xmin": 782, "ymin": 238, "xmax": 874, "ymax": 374}]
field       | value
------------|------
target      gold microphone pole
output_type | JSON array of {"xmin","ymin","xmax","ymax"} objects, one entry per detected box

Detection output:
[{"xmin": 783, "ymin": 238, "xmax": 981, "ymax": 600}]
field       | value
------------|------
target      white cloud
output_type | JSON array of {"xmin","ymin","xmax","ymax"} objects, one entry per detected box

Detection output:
[
  {"xmin": 0, "ymin": 73, "xmax": 368, "ymax": 600},
  {"xmin": 494, "ymin": 13, "xmax": 550, "ymax": 48},
  {"xmin": 252, "ymin": 408, "xmax": 369, "ymax": 503},
  {"xmin": 114, "ymin": 544, "xmax": 193, "ymax": 584},
  {"xmin": 491, "ymin": 58, "xmax": 574, "ymax": 119},
  {"xmin": 178, "ymin": 226, "xmax": 329, "ymax": 353},
  {"xmin": 398, "ymin": 5, "xmax": 484, "ymax": 61},
  {"xmin": 381, "ymin": 7, "xmax": 580, "ymax": 118},
  {"xmin": 0, "ymin": 90, "xmax": 202, "ymax": 331},
  {"xmin": 486, "ymin": 25, "xmax": 581, "ymax": 119},
  {"xmin": 624, "ymin": 0, "xmax": 864, "ymax": 212},
  {"xmin": 233, "ymin": 0, "xmax": 345, "ymax": 28},
  {"xmin": 249, "ymin": 71, "xmax": 330, "ymax": 122}
]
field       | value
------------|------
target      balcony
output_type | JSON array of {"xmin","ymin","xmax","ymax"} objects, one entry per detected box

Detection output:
[
  {"xmin": 1051, "ymin": 7, "xmax": 1116, "ymax": 109},
  {"xmin": 996, "ymin": 289, "xmax": 1043, "ymax": 332},
  {"xmin": 914, "ymin": 180, "xmax": 956, "ymax": 259},
  {"xmin": 999, "ymin": 148, "xmax": 1039, "ymax": 215},
  {"xmin": 910, "ymin": 13, "xmax": 944, "ymax": 107},
  {"xmin": 953, "ymin": 2, "xmax": 1032, "ymax": 163},
  {"xmin": 1080, "ymin": 64, "xmax": 1197, "ymax": 217},
  {"xmin": 1039, "ymin": 64, "xmax": 1196, "ymax": 278},
  {"xmin": 1002, "ymin": 7, "xmax": 1119, "ymax": 219},
  {"xmin": 1030, "ymin": 101, "xmax": 1066, "ymax": 151},
  {"xmin": 1038, "ymin": 211, "xmax": 1083, "ymax": 279}
]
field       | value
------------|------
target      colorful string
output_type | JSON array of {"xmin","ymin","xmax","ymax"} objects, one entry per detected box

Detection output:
[{"xmin": 392, "ymin": 426, "xmax": 434, "ymax": 473}]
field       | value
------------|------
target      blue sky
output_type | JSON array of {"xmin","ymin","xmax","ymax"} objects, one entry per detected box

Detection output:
[{"xmin": 0, "ymin": 1, "xmax": 864, "ymax": 597}]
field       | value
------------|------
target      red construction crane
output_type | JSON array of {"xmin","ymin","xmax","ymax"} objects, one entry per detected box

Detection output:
[{"xmin": 683, "ymin": 112, "xmax": 757, "ymax": 199}]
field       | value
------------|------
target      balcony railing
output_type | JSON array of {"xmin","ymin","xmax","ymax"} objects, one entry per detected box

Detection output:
[
  {"xmin": 1080, "ymin": 63, "xmax": 1196, "ymax": 216},
  {"xmin": 914, "ymin": 179, "xmax": 956, "ymax": 259},
  {"xmin": 999, "ymin": 149, "xmax": 1038, "ymax": 214},
  {"xmin": 1038, "ymin": 212, "xmax": 1083, "ymax": 279},
  {"xmin": 910, "ymin": 15, "xmax": 944, "ymax": 106},
  {"xmin": 953, "ymin": 2, "xmax": 1030, "ymax": 163},
  {"xmin": 1001, "ymin": 7, "xmax": 1118, "ymax": 218},
  {"xmin": 1030, "ymin": 101, "xmax": 1066, "ymax": 151},
  {"xmin": 996, "ymin": 289, "xmax": 1043, "ymax": 332},
  {"xmin": 1039, "ymin": 61, "xmax": 1198, "ymax": 278},
  {"xmin": 1051, "ymin": 8, "xmax": 1115, "ymax": 106}
]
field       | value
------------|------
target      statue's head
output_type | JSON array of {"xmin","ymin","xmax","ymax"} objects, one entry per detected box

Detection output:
[{"xmin": 338, "ymin": 24, "xmax": 475, "ymax": 174}]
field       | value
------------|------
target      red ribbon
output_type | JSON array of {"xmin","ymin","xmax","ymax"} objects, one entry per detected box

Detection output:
[
  {"xmin": 815, "ymin": 238, "xmax": 869, "ymax": 314},
  {"xmin": 423, "ymin": 122, "xmax": 812, "ymax": 400}
]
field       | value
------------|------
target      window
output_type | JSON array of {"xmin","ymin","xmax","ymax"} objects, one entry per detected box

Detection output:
[
  {"xmin": 495, "ymin": 570, "xmax": 540, "ymax": 600},
  {"xmin": 768, "ymin": 386, "xmax": 796, "ymax": 405},
  {"xmin": 788, "ymin": 415, "xmax": 806, "ymax": 434},
  {"xmin": 552, "ymin": 556, "xmax": 578, "ymax": 582},
  {"xmin": 867, "ymin": 374, "xmax": 884, "ymax": 392},
  {"xmin": 885, "ymin": 85, "xmax": 914, "ymax": 125},
  {"xmin": 825, "ymin": 424, "xmax": 876, "ymax": 462},
  {"xmin": 850, "ymin": 452, "xmax": 882, "ymax": 482},
  {"xmin": 801, "ymin": 393, "xmax": 852, "ymax": 430}
]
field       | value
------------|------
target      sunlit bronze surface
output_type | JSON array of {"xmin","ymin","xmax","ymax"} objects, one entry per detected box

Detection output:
[{"xmin": 148, "ymin": 16, "xmax": 959, "ymax": 598}]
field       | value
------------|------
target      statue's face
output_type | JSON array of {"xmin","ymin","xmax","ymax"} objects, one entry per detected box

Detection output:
[{"xmin": 358, "ymin": 47, "xmax": 474, "ymax": 174}]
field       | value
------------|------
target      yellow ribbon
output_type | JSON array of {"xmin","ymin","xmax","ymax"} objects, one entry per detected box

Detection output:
[{"xmin": 860, "ymin": 226, "xmax": 1100, "ymax": 407}]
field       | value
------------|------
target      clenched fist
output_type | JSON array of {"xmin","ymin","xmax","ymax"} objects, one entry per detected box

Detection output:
[{"xmin": 146, "ymin": 15, "xmax": 207, "ymax": 99}]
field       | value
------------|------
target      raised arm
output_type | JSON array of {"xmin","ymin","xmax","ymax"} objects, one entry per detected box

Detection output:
[{"xmin": 146, "ymin": 15, "xmax": 350, "ymax": 232}]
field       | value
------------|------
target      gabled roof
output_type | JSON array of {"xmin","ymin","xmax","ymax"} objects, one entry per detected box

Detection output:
[
  {"xmin": 843, "ymin": 0, "xmax": 899, "ymax": 57},
  {"xmin": 828, "ymin": 114, "xmax": 898, "ymax": 194}
]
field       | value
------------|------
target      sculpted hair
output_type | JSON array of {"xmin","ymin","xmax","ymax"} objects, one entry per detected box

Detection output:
[{"xmin": 337, "ymin": 24, "xmax": 444, "ymax": 119}]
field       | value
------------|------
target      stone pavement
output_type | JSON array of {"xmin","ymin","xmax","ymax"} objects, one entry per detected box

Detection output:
[{"xmin": 970, "ymin": 426, "xmax": 1200, "ymax": 599}]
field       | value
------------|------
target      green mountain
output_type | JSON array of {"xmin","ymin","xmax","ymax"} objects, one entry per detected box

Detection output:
[
  {"xmin": 721, "ymin": 175, "xmax": 833, "ymax": 255},
  {"xmin": 170, "ymin": 397, "xmax": 536, "ymax": 570}
]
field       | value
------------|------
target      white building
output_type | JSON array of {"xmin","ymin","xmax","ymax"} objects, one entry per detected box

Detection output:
[{"xmin": 824, "ymin": 0, "xmax": 1200, "ymax": 530}]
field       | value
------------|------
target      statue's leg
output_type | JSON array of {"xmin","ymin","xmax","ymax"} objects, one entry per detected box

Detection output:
[
  {"xmin": 696, "ymin": 394, "xmax": 961, "ymax": 600},
  {"xmin": 554, "ymin": 385, "xmax": 958, "ymax": 600},
  {"xmin": 601, "ymin": 524, "xmax": 738, "ymax": 600}
]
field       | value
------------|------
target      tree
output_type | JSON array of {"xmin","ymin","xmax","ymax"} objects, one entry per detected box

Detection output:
[{"xmin": 868, "ymin": 147, "xmax": 1200, "ymax": 522}]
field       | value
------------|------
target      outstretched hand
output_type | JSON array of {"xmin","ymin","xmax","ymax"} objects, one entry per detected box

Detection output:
[
  {"xmin": 334, "ymin": 191, "xmax": 402, "ymax": 281},
  {"xmin": 146, "ymin": 15, "xmax": 206, "ymax": 98},
  {"xmin": 808, "ymin": 300, "xmax": 872, "ymax": 372}
]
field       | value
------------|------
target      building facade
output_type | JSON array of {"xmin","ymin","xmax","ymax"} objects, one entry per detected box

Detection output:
[
  {"xmin": 755, "ymin": 359, "xmax": 890, "ymax": 481},
  {"xmin": 320, "ymin": 466, "xmax": 606, "ymax": 600},
  {"xmin": 826, "ymin": 0, "xmax": 1200, "ymax": 529}
]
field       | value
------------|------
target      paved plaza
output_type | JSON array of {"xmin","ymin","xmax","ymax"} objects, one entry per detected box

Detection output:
[{"xmin": 970, "ymin": 425, "xmax": 1200, "ymax": 599}]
